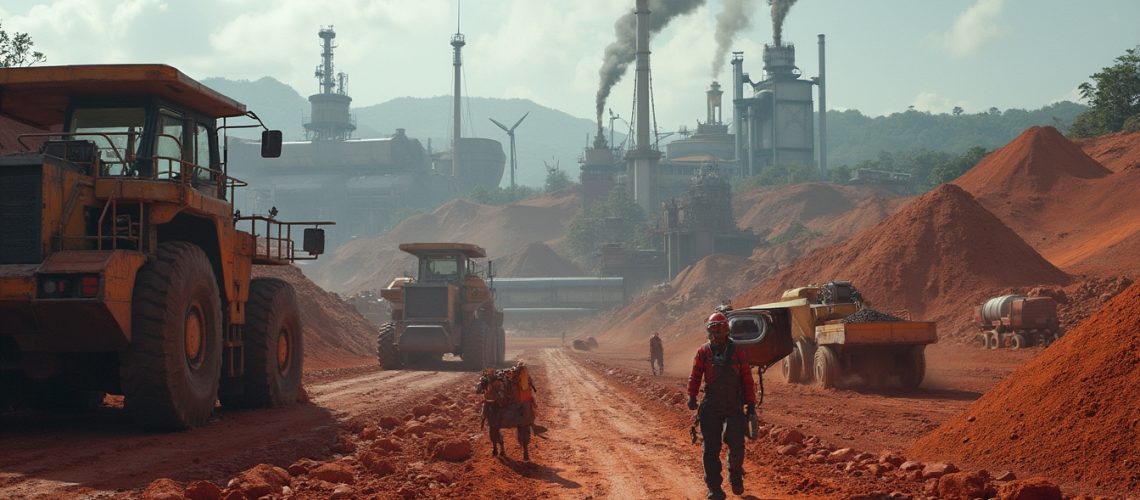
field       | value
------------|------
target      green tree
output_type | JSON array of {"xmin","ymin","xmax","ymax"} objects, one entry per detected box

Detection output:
[
  {"xmin": 926, "ymin": 146, "xmax": 989, "ymax": 188},
  {"xmin": 0, "ymin": 21, "xmax": 45, "ymax": 67},
  {"xmin": 544, "ymin": 165, "xmax": 573, "ymax": 193},
  {"xmin": 566, "ymin": 188, "xmax": 647, "ymax": 260},
  {"xmin": 1071, "ymin": 45, "xmax": 1140, "ymax": 137}
]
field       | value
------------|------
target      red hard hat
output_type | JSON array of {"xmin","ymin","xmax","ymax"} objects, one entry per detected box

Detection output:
[{"xmin": 706, "ymin": 312, "xmax": 729, "ymax": 334}]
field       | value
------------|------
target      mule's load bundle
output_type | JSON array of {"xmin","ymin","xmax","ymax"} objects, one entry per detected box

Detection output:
[{"xmin": 475, "ymin": 362, "xmax": 536, "ymax": 428}]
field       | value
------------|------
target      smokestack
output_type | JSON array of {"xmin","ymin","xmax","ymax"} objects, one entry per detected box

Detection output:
[
  {"xmin": 595, "ymin": 0, "xmax": 707, "ymax": 128},
  {"xmin": 318, "ymin": 28, "xmax": 336, "ymax": 94},
  {"xmin": 629, "ymin": 0, "xmax": 661, "ymax": 217},
  {"xmin": 817, "ymin": 33, "xmax": 827, "ymax": 178},
  {"xmin": 634, "ymin": 0, "xmax": 651, "ymax": 153},
  {"xmin": 731, "ymin": 52, "xmax": 744, "ymax": 172},
  {"xmin": 451, "ymin": 31, "xmax": 465, "ymax": 178},
  {"xmin": 707, "ymin": 81, "xmax": 723, "ymax": 124}
]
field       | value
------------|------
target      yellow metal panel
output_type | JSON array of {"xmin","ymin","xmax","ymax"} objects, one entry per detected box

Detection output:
[
  {"xmin": 0, "ymin": 265, "xmax": 38, "ymax": 300},
  {"xmin": 816, "ymin": 321, "xmax": 938, "ymax": 345}
]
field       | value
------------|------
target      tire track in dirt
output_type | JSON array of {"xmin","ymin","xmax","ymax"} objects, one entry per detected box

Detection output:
[{"xmin": 537, "ymin": 348, "xmax": 708, "ymax": 498}]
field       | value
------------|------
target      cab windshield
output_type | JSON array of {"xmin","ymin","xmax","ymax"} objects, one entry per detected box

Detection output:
[
  {"xmin": 69, "ymin": 107, "xmax": 147, "ymax": 174},
  {"xmin": 421, "ymin": 256, "xmax": 460, "ymax": 282}
]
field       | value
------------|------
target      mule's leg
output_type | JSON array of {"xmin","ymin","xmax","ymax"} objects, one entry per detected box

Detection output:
[
  {"xmin": 490, "ymin": 425, "xmax": 504, "ymax": 456},
  {"xmin": 518, "ymin": 425, "xmax": 532, "ymax": 461}
]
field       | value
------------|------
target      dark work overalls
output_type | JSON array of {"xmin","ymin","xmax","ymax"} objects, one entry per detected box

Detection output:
[{"xmin": 699, "ymin": 342, "xmax": 746, "ymax": 493}]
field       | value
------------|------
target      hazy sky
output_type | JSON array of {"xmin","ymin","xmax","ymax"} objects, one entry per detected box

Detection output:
[{"xmin": 3, "ymin": 0, "xmax": 1138, "ymax": 130}]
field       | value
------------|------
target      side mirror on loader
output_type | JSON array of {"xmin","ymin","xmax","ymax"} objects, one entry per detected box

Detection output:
[
  {"xmin": 261, "ymin": 130, "xmax": 283, "ymax": 158},
  {"xmin": 303, "ymin": 228, "xmax": 325, "ymax": 255}
]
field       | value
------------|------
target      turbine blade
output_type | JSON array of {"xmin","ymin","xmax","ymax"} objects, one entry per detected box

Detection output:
[
  {"xmin": 489, "ymin": 118, "xmax": 510, "ymax": 132},
  {"xmin": 510, "ymin": 112, "xmax": 530, "ymax": 131}
]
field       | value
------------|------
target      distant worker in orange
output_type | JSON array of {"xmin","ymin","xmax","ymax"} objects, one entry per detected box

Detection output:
[
  {"xmin": 687, "ymin": 311, "xmax": 756, "ymax": 500},
  {"xmin": 649, "ymin": 331, "xmax": 665, "ymax": 375}
]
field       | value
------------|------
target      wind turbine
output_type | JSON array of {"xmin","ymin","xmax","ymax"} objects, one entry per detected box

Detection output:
[{"xmin": 489, "ymin": 112, "xmax": 529, "ymax": 189}]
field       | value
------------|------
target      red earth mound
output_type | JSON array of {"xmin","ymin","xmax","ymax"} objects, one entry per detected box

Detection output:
[
  {"xmin": 735, "ymin": 184, "xmax": 1069, "ymax": 340},
  {"xmin": 493, "ymin": 241, "xmax": 583, "ymax": 277},
  {"xmin": 252, "ymin": 265, "xmax": 376, "ymax": 371},
  {"xmin": 955, "ymin": 126, "xmax": 1140, "ymax": 276},
  {"xmin": 310, "ymin": 191, "xmax": 580, "ymax": 294},
  {"xmin": 909, "ymin": 281, "xmax": 1140, "ymax": 496},
  {"xmin": 955, "ymin": 126, "xmax": 1111, "ymax": 195},
  {"xmin": 1076, "ymin": 129, "xmax": 1140, "ymax": 173}
]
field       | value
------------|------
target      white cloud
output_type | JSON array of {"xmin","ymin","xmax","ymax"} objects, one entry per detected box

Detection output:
[
  {"xmin": 935, "ymin": 0, "xmax": 1005, "ymax": 57},
  {"xmin": 911, "ymin": 91, "xmax": 969, "ymax": 114},
  {"xmin": 1052, "ymin": 85, "xmax": 1086, "ymax": 104}
]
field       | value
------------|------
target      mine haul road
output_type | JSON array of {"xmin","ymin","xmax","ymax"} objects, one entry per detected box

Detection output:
[{"xmin": 0, "ymin": 340, "xmax": 1026, "ymax": 498}]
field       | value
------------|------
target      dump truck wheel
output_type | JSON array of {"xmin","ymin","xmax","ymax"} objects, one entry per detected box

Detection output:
[
  {"xmin": 221, "ymin": 279, "xmax": 303, "ymax": 408},
  {"xmin": 462, "ymin": 320, "xmax": 490, "ymax": 371},
  {"xmin": 377, "ymin": 322, "xmax": 402, "ymax": 370},
  {"xmin": 1010, "ymin": 333, "xmax": 1026, "ymax": 350},
  {"xmin": 813, "ymin": 346, "xmax": 839, "ymax": 389},
  {"xmin": 898, "ymin": 346, "xmax": 926, "ymax": 390},
  {"xmin": 781, "ymin": 346, "xmax": 803, "ymax": 383},
  {"xmin": 120, "ymin": 242, "xmax": 222, "ymax": 430}
]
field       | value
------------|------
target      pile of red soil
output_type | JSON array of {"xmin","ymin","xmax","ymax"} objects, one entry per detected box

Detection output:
[
  {"xmin": 311, "ymin": 191, "xmax": 580, "ymax": 294},
  {"xmin": 493, "ymin": 242, "xmax": 583, "ymax": 277},
  {"xmin": 1076, "ymin": 129, "xmax": 1140, "ymax": 173},
  {"xmin": 253, "ymin": 265, "xmax": 376, "ymax": 371},
  {"xmin": 909, "ymin": 281, "xmax": 1140, "ymax": 495},
  {"xmin": 955, "ymin": 126, "xmax": 1140, "ymax": 276},
  {"xmin": 734, "ymin": 184, "xmax": 1069, "ymax": 340}
]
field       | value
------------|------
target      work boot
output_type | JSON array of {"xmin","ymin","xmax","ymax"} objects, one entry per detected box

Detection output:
[
  {"xmin": 706, "ymin": 487, "xmax": 726, "ymax": 500},
  {"xmin": 730, "ymin": 475, "xmax": 744, "ymax": 495}
]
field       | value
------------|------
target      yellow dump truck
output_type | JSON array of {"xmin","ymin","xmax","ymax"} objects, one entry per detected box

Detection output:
[{"xmin": 765, "ymin": 281, "xmax": 936, "ymax": 389}]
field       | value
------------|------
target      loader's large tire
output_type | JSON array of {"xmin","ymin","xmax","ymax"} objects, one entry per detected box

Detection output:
[
  {"xmin": 898, "ymin": 346, "xmax": 926, "ymax": 390},
  {"xmin": 813, "ymin": 345, "xmax": 840, "ymax": 389},
  {"xmin": 219, "ymin": 279, "xmax": 303, "ymax": 408},
  {"xmin": 376, "ymin": 322, "xmax": 402, "ymax": 370},
  {"xmin": 781, "ymin": 345, "xmax": 803, "ymax": 383},
  {"xmin": 120, "ymin": 242, "xmax": 222, "ymax": 430},
  {"xmin": 462, "ymin": 320, "xmax": 491, "ymax": 371}
]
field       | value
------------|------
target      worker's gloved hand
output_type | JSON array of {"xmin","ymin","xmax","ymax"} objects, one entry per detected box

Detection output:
[
  {"xmin": 746, "ymin": 404, "xmax": 756, "ymax": 415},
  {"xmin": 687, "ymin": 395, "xmax": 698, "ymax": 410}
]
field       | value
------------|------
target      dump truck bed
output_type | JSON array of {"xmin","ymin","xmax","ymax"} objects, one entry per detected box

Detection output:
[{"xmin": 815, "ymin": 321, "xmax": 937, "ymax": 346}]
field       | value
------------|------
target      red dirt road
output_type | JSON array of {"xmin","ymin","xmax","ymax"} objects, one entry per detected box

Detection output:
[{"xmin": 1, "ymin": 337, "xmax": 1047, "ymax": 498}]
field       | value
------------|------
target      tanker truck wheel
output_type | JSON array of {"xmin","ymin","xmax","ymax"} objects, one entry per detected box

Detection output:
[
  {"xmin": 1010, "ymin": 333, "xmax": 1026, "ymax": 350},
  {"xmin": 220, "ymin": 279, "xmax": 303, "ymax": 408},
  {"xmin": 376, "ymin": 322, "xmax": 402, "ymax": 370},
  {"xmin": 985, "ymin": 331, "xmax": 1001, "ymax": 350},
  {"xmin": 813, "ymin": 346, "xmax": 840, "ymax": 389},
  {"xmin": 898, "ymin": 346, "xmax": 926, "ymax": 390},
  {"xmin": 462, "ymin": 320, "xmax": 490, "ymax": 371},
  {"xmin": 120, "ymin": 242, "xmax": 222, "ymax": 430},
  {"xmin": 781, "ymin": 346, "xmax": 803, "ymax": 383}
]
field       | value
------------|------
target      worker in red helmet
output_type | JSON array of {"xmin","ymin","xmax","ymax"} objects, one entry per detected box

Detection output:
[{"xmin": 687, "ymin": 310, "xmax": 756, "ymax": 499}]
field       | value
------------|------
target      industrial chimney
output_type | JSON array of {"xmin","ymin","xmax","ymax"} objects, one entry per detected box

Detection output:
[
  {"xmin": 817, "ymin": 33, "xmax": 828, "ymax": 178},
  {"xmin": 706, "ymin": 81, "xmax": 723, "ymax": 124},
  {"xmin": 451, "ymin": 30, "xmax": 465, "ymax": 178},
  {"xmin": 628, "ymin": 0, "xmax": 662, "ymax": 217},
  {"xmin": 731, "ymin": 52, "xmax": 744, "ymax": 173},
  {"xmin": 304, "ymin": 27, "xmax": 355, "ymax": 142}
]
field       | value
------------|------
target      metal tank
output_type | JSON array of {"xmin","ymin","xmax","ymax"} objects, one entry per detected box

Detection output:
[{"xmin": 975, "ymin": 295, "xmax": 1061, "ymax": 349}]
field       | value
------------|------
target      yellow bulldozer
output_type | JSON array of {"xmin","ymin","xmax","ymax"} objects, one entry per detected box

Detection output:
[
  {"xmin": 0, "ymin": 64, "xmax": 331, "ymax": 429},
  {"xmin": 377, "ymin": 243, "xmax": 505, "ymax": 370}
]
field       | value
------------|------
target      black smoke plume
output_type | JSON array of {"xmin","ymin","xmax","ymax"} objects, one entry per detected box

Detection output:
[
  {"xmin": 712, "ymin": 0, "xmax": 758, "ymax": 78},
  {"xmin": 770, "ymin": 0, "xmax": 798, "ymax": 46},
  {"xmin": 595, "ymin": 0, "xmax": 707, "ymax": 127}
]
